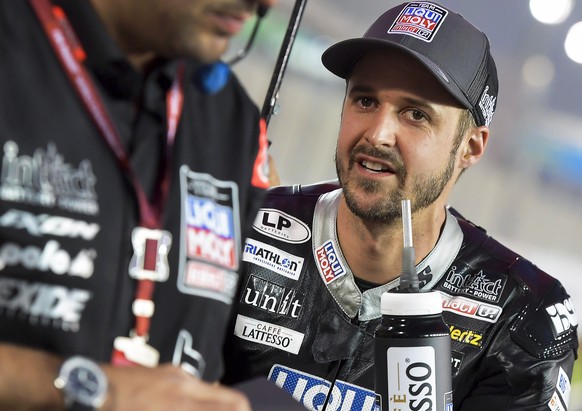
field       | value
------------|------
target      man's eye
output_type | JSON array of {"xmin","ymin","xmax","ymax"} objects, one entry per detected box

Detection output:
[
  {"xmin": 357, "ymin": 97, "xmax": 374, "ymax": 108},
  {"xmin": 410, "ymin": 109, "xmax": 426, "ymax": 120}
]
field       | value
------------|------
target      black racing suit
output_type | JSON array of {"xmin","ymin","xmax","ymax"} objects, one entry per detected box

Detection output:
[
  {"xmin": 223, "ymin": 182, "xmax": 579, "ymax": 410},
  {"xmin": 0, "ymin": 0, "xmax": 268, "ymax": 381}
]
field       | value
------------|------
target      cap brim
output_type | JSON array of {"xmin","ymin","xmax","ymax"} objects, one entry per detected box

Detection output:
[{"xmin": 321, "ymin": 38, "xmax": 473, "ymax": 111}]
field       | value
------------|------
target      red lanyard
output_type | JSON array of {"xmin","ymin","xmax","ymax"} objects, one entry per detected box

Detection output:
[{"xmin": 30, "ymin": 0, "xmax": 184, "ymax": 366}]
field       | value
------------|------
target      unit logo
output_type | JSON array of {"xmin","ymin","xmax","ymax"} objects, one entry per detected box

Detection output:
[
  {"xmin": 315, "ymin": 240, "xmax": 346, "ymax": 284},
  {"xmin": 252, "ymin": 208, "xmax": 311, "ymax": 244},
  {"xmin": 389, "ymin": 2, "xmax": 448, "ymax": 42},
  {"xmin": 0, "ymin": 277, "xmax": 91, "ymax": 332},
  {"xmin": 441, "ymin": 292, "xmax": 502, "ymax": 323},
  {"xmin": 268, "ymin": 364, "xmax": 378, "ymax": 411},
  {"xmin": 449, "ymin": 325, "xmax": 483, "ymax": 347},
  {"xmin": 241, "ymin": 275, "xmax": 303, "ymax": 318},
  {"xmin": 234, "ymin": 314, "xmax": 304, "ymax": 354},
  {"xmin": 178, "ymin": 167, "xmax": 241, "ymax": 303},
  {"xmin": 243, "ymin": 238, "xmax": 304, "ymax": 281},
  {"xmin": 546, "ymin": 298, "xmax": 578, "ymax": 337},
  {"xmin": 0, "ymin": 141, "xmax": 98, "ymax": 215}
]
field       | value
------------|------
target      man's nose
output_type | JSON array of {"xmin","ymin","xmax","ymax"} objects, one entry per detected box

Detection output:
[{"xmin": 365, "ymin": 112, "xmax": 397, "ymax": 148}]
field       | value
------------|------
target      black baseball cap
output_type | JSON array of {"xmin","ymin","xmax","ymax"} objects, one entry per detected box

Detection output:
[{"xmin": 322, "ymin": 2, "xmax": 498, "ymax": 127}]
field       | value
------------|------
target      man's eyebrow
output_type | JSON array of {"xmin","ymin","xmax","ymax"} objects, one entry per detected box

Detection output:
[{"xmin": 346, "ymin": 84, "xmax": 375, "ymax": 95}]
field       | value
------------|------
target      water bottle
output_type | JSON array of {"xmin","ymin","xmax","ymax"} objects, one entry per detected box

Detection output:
[{"xmin": 374, "ymin": 290, "xmax": 453, "ymax": 411}]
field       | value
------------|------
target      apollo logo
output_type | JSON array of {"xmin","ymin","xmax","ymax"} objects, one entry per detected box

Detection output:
[
  {"xmin": 0, "ymin": 240, "xmax": 96, "ymax": 278},
  {"xmin": 546, "ymin": 298, "xmax": 578, "ymax": 337},
  {"xmin": 268, "ymin": 365, "xmax": 378, "ymax": 411},
  {"xmin": 252, "ymin": 209, "xmax": 311, "ymax": 244}
]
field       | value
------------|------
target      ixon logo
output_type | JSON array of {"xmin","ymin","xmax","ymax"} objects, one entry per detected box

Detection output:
[{"xmin": 546, "ymin": 298, "xmax": 578, "ymax": 337}]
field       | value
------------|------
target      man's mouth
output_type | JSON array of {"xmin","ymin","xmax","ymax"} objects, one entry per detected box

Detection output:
[{"xmin": 361, "ymin": 160, "xmax": 393, "ymax": 173}]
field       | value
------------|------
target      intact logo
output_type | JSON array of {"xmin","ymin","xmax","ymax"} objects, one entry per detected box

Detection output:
[
  {"xmin": 252, "ymin": 208, "xmax": 311, "ymax": 244},
  {"xmin": 546, "ymin": 298, "xmax": 578, "ymax": 337},
  {"xmin": 389, "ymin": 2, "xmax": 448, "ymax": 42},
  {"xmin": 268, "ymin": 364, "xmax": 379, "ymax": 411},
  {"xmin": 241, "ymin": 275, "xmax": 303, "ymax": 319},
  {"xmin": 315, "ymin": 240, "xmax": 346, "ymax": 284},
  {"xmin": 0, "ymin": 141, "xmax": 98, "ymax": 215},
  {"xmin": 0, "ymin": 277, "xmax": 91, "ymax": 332},
  {"xmin": 442, "ymin": 265, "xmax": 506, "ymax": 303},
  {"xmin": 243, "ymin": 238, "xmax": 304, "ymax": 281},
  {"xmin": 178, "ymin": 167, "xmax": 241, "ymax": 304},
  {"xmin": 441, "ymin": 292, "xmax": 502, "ymax": 323},
  {"xmin": 233, "ymin": 314, "xmax": 304, "ymax": 354},
  {"xmin": 449, "ymin": 325, "xmax": 483, "ymax": 348}
]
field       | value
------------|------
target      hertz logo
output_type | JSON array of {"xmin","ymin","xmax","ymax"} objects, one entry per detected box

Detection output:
[{"xmin": 449, "ymin": 325, "xmax": 483, "ymax": 347}]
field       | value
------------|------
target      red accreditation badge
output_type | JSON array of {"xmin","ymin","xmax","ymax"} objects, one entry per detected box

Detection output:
[
  {"xmin": 113, "ymin": 335, "xmax": 160, "ymax": 368},
  {"xmin": 128, "ymin": 227, "xmax": 173, "ymax": 282}
]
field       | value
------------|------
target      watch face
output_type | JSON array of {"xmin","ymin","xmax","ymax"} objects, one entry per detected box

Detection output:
[
  {"xmin": 68, "ymin": 367, "xmax": 103, "ymax": 404},
  {"xmin": 58, "ymin": 356, "xmax": 108, "ymax": 408}
]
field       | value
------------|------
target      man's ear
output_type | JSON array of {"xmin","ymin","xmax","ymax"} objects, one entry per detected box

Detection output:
[{"xmin": 459, "ymin": 126, "xmax": 489, "ymax": 169}]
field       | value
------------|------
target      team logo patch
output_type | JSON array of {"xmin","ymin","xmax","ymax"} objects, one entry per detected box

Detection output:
[
  {"xmin": 442, "ymin": 265, "xmax": 506, "ymax": 303},
  {"xmin": 241, "ymin": 275, "xmax": 303, "ymax": 319},
  {"xmin": 243, "ymin": 238, "xmax": 304, "ymax": 281},
  {"xmin": 441, "ymin": 292, "xmax": 502, "ymax": 323},
  {"xmin": 0, "ymin": 141, "xmax": 98, "ymax": 215},
  {"xmin": 546, "ymin": 298, "xmax": 578, "ymax": 338},
  {"xmin": 177, "ymin": 166, "xmax": 241, "ymax": 303},
  {"xmin": 389, "ymin": 2, "xmax": 448, "ymax": 42},
  {"xmin": 253, "ymin": 208, "xmax": 311, "ymax": 244},
  {"xmin": 478, "ymin": 85, "xmax": 496, "ymax": 127},
  {"xmin": 233, "ymin": 315, "xmax": 304, "ymax": 354},
  {"xmin": 449, "ymin": 325, "xmax": 484, "ymax": 348},
  {"xmin": 315, "ymin": 240, "xmax": 346, "ymax": 284},
  {"xmin": 268, "ymin": 364, "xmax": 379, "ymax": 411}
]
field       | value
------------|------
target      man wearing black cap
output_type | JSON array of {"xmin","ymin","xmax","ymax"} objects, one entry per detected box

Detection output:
[{"xmin": 222, "ymin": 2, "xmax": 578, "ymax": 410}]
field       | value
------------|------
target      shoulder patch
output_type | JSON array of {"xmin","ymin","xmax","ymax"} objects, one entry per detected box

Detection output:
[{"xmin": 511, "ymin": 282, "xmax": 578, "ymax": 359}]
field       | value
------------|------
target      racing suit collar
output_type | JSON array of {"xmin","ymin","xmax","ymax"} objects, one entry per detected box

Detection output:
[{"xmin": 312, "ymin": 188, "xmax": 464, "ymax": 320}]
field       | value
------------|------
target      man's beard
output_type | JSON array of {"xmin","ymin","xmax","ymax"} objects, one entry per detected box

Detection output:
[{"xmin": 335, "ymin": 145, "xmax": 456, "ymax": 224}]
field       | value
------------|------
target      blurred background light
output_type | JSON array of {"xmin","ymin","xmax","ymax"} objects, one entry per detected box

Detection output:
[
  {"xmin": 529, "ymin": 0, "xmax": 574, "ymax": 24},
  {"xmin": 522, "ymin": 54, "xmax": 556, "ymax": 88},
  {"xmin": 565, "ymin": 21, "xmax": 582, "ymax": 63}
]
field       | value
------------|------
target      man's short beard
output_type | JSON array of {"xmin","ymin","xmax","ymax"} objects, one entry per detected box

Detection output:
[{"xmin": 335, "ymin": 142, "xmax": 458, "ymax": 225}]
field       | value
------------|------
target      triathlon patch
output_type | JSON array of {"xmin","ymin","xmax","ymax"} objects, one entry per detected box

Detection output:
[
  {"xmin": 243, "ymin": 238, "xmax": 304, "ymax": 281},
  {"xmin": 389, "ymin": 2, "xmax": 448, "ymax": 42},
  {"xmin": 177, "ymin": 166, "xmax": 241, "ymax": 304}
]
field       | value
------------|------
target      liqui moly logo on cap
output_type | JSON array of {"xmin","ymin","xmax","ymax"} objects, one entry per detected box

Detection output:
[{"xmin": 389, "ymin": 2, "xmax": 448, "ymax": 42}]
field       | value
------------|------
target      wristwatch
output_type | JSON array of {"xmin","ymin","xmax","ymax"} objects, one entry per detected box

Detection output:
[{"xmin": 54, "ymin": 356, "xmax": 108, "ymax": 411}]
